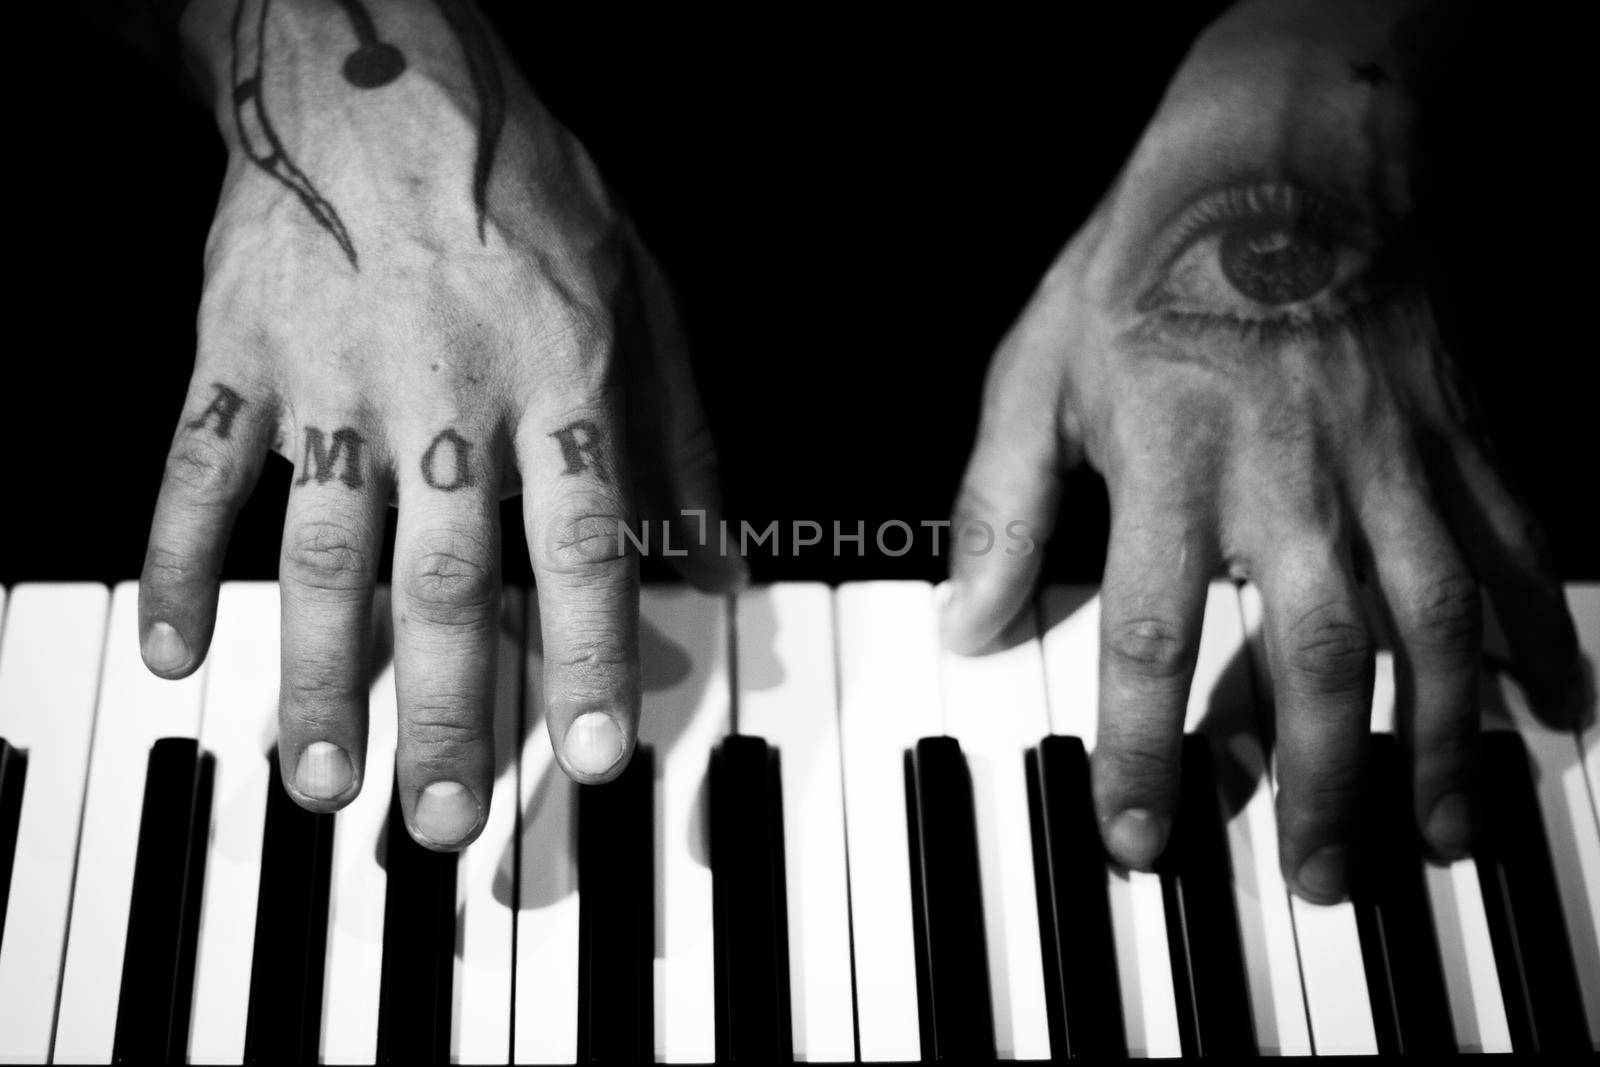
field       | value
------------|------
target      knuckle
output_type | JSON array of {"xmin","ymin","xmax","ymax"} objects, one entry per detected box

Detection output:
[
  {"xmin": 280, "ymin": 675, "xmax": 359, "ymax": 724},
  {"xmin": 282, "ymin": 520, "xmax": 374, "ymax": 594},
  {"xmin": 1407, "ymin": 572, "xmax": 1481, "ymax": 654},
  {"xmin": 401, "ymin": 711, "xmax": 490, "ymax": 764},
  {"xmin": 1286, "ymin": 767, "xmax": 1363, "ymax": 828},
  {"xmin": 1097, "ymin": 739, "xmax": 1178, "ymax": 795},
  {"xmin": 142, "ymin": 543, "xmax": 206, "ymax": 592},
  {"xmin": 1417, "ymin": 728, "xmax": 1478, "ymax": 773},
  {"xmin": 1105, "ymin": 614, "xmax": 1194, "ymax": 680},
  {"xmin": 1284, "ymin": 601, "xmax": 1372, "ymax": 686},
  {"xmin": 404, "ymin": 536, "xmax": 498, "ymax": 624},
  {"xmin": 553, "ymin": 633, "xmax": 637, "ymax": 699},
  {"xmin": 545, "ymin": 509, "xmax": 633, "ymax": 575},
  {"xmin": 164, "ymin": 436, "xmax": 241, "ymax": 501}
]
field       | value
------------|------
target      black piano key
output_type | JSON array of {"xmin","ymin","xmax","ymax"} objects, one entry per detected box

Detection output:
[
  {"xmin": 1158, "ymin": 735, "xmax": 1254, "ymax": 1058},
  {"xmin": 244, "ymin": 748, "xmax": 335, "ymax": 1065},
  {"xmin": 1028, "ymin": 735, "xmax": 1127, "ymax": 1058},
  {"xmin": 710, "ymin": 735, "xmax": 792, "ymax": 1063},
  {"xmin": 1475, "ymin": 731, "xmax": 1589, "ymax": 1053},
  {"xmin": 579, "ymin": 745, "xmax": 654, "ymax": 1064},
  {"xmin": 112, "ymin": 737, "xmax": 215, "ymax": 1064},
  {"xmin": 0, "ymin": 738, "xmax": 26, "ymax": 947},
  {"xmin": 375, "ymin": 786, "xmax": 458, "ymax": 1064},
  {"xmin": 905, "ymin": 735, "xmax": 996, "ymax": 1061},
  {"xmin": 1350, "ymin": 734, "xmax": 1454, "ymax": 1055}
]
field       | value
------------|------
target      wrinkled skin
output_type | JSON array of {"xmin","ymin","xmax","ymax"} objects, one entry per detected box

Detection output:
[
  {"xmin": 140, "ymin": 0, "xmax": 741, "ymax": 851},
  {"xmin": 940, "ymin": 1, "xmax": 1584, "ymax": 901}
]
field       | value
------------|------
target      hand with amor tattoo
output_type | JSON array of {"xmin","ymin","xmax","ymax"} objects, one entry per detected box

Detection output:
[
  {"xmin": 941, "ymin": 0, "xmax": 1586, "ymax": 902},
  {"xmin": 139, "ymin": 0, "xmax": 744, "ymax": 850}
]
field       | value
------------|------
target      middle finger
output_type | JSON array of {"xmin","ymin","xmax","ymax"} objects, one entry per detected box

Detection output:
[
  {"xmin": 278, "ymin": 413, "xmax": 387, "ymax": 812},
  {"xmin": 391, "ymin": 422, "xmax": 504, "ymax": 850}
]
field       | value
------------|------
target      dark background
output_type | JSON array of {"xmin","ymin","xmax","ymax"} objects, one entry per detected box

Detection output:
[{"xmin": 14, "ymin": 3, "xmax": 1595, "ymax": 588}]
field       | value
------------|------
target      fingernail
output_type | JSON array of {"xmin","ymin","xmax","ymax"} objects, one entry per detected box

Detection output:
[
  {"xmin": 1296, "ymin": 845, "xmax": 1349, "ymax": 903},
  {"xmin": 1106, "ymin": 808, "xmax": 1167, "ymax": 869},
  {"xmin": 143, "ymin": 622, "xmax": 191, "ymax": 676},
  {"xmin": 563, "ymin": 711, "xmax": 626, "ymax": 777},
  {"xmin": 413, "ymin": 781, "xmax": 482, "ymax": 848},
  {"xmin": 1426, "ymin": 792, "xmax": 1474, "ymax": 858},
  {"xmin": 294, "ymin": 741, "xmax": 354, "ymax": 802}
]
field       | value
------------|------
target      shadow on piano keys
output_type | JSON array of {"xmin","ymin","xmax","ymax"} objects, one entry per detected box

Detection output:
[{"xmin": 0, "ymin": 579, "xmax": 1596, "ymax": 1062}]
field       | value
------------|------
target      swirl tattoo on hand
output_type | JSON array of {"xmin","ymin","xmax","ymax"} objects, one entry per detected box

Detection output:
[{"xmin": 229, "ymin": 0, "xmax": 506, "ymax": 268}]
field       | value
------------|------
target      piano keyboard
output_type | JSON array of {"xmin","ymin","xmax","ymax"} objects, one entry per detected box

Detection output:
[{"xmin": 0, "ymin": 579, "xmax": 1596, "ymax": 1063}]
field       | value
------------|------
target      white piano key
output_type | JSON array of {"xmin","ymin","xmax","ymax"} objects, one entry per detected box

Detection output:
[
  {"xmin": 734, "ymin": 583, "xmax": 855, "ymax": 1063},
  {"xmin": 188, "ymin": 582, "xmax": 280, "ymax": 1064},
  {"xmin": 1038, "ymin": 586, "xmax": 1181, "ymax": 1058},
  {"xmin": 638, "ymin": 586, "xmax": 730, "ymax": 1063},
  {"xmin": 54, "ymin": 581, "xmax": 207, "ymax": 1064},
  {"xmin": 938, "ymin": 609, "xmax": 1051, "ymax": 1060},
  {"xmin": 319, "ymin": 591, "xmax": 398, "ymax": 1065},
  {"xmin": 837, "ymin": 581, "xmax": 941, "ymax": 1062},
  {"xmin": 513, "ymin": 595, "xmax": 579, "ymax": 1066},
  {"xmin": 1487, "ymin": 582, "xmax": 1600, "ymax": 1046},
  {"xmin": 1037, "ymin": 587, "xmax": 1099, "ymax": 743},
  {"xmin": 1366, "ymin": 648, "xmax": 1511, "ymax": 1052},
  {"xmin": 1239, "ymin": 582, "xmax": 1378, "ymax": 1056},
  {"xmin": 1423, "ymin": 860, "xmax": 1511, "ymax": 1052},
  {"xmin": 1217, "ymin": 728, "xmax": 1311, "ymax": 1056},
  {"xmin": 0, "ymin": 584, "xmax": 109, "ymax": 1065},
  {"xmin": 1188, "ymin": 583, "xmax": 1311, "ymax": 1056},
  {"xmin": 453, "ymin": 590, "xmax": 524, "ymax": 1064}
]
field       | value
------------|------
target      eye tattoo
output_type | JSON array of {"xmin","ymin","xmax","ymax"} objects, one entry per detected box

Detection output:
[{"xmin": 1133, "ymin": 182, "xmax": 1384, "ymax": 345}]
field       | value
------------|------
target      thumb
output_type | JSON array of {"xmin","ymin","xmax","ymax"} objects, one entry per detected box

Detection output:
[{"xmin": 941, "ymin": 300, "xmax": 1075, "ymax": 654}]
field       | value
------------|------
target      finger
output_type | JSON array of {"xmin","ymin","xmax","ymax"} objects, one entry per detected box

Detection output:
[
  {"xmin": 277, "ymin": 417, "xmax": 387, "ymax": 811},
  {"xmin": 1092, "ymin": 483, "xmax": 1214, "ymax": 869},
  {"xmin": 1360, "ymin": 476, "xmax": 1481, "ymax": 859},
  {"xmin": 1442, "ymin": 438, "xmax": 1585, "ymax": 724},
  {"xmin": 521, "ymin": 384, "xmax": 641, "ymax": 785},
  {"xmin": 1259, "ymin": 539, "xmax": 1374, "ymax": 904},
  {"xmin": 140, "ymin": 378, "xmax": 270, "ymax": 678},
  {"xmin": 391, "ymin": 424, "xmax": 502, "ymax": 850},
  {"xmin": 627, "ymin": 240, "xmax": 747, "ymax": 593},
  {"xmin": 940, "ymin": 286, "xmax": 1073, "ymax": 654}
]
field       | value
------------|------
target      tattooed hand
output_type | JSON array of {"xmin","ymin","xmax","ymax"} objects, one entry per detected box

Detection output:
[
  {"xmin": 941, "ymin": 0, "xmax": 1583, "ymax": 902},
  {"xmin": 138, "ymin": 0, "xmax": 743, "ymax": 850}
]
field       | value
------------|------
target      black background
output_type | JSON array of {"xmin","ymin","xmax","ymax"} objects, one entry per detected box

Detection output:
[{"xmin": 14, "ymin": 3, "xmax": 1595, "ymax": 589}]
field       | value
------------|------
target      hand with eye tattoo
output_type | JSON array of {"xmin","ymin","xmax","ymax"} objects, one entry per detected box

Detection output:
[
  {"xmin": 941, "ymin": 0, "xmax": 1586, "ymax": 903},
  {"xmin": 137, "ymin": 0, "xmax": 744, "ymax": 850}
]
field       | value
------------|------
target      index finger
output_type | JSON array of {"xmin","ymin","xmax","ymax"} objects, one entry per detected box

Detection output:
[{"xmin": 1094, "ymin": 481, "xmax": 1215, "ymax": 869}]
